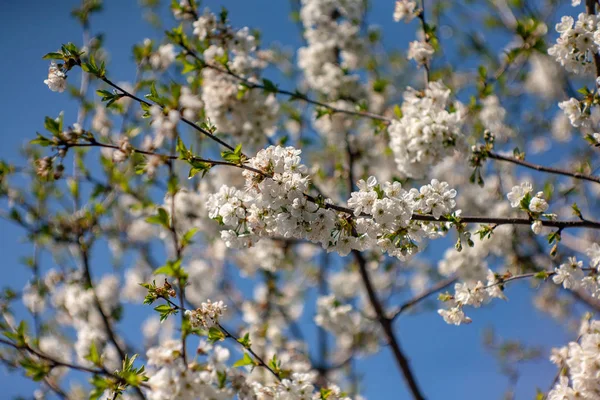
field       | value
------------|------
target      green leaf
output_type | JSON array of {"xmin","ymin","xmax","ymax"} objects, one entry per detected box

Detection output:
[
  {"xmin": 237, "ymin": 332, "xmax": 251, "ymax": 348},
  {"xmin": 262, "ymin": 78, "xmax": 278, "ymax": 94},
  {"xmin": 233, "ymin": 352, "xmax": 255, "ymax": 368},
  {"xmin": 221, "ymin": 143, "xmax": 244, "ymax": 164},
  {"xmin": 146, "ymin": 82, "xmax": 161, "ymax": 103},
  {"xmin": 30, "ymin": 133, "xmax": 53, "ymax": 147},
  {"xmin": 268, "ymin": 353, "xmax": 280, "ymax": 372},
  {"xmin": 208, "ymin": 326, "xmax": 225, "ymax": 343},
  {"xmin": 176, "ymin": 137, "xmax": 190, "ymax": 160},
  {"xmin": 181, "ymin": 228, "xmax": 199, "ymax": 248},
  {"xmin": 42, "ymin": 52, "xmax": 64, "ymax": 60},
  {"xmin": 154, "ymin": 304, "xmax": 177, "ymax": 322},
  {"xmin": 145, "ymin": 207, "xmax": 170, "ymax": 228},
  {"xmin": 188, "ymin": 160, "xmax": 212, "ymax": 179},
  {"xmin": 44, "ymin": 116, "xmax": 61, "ymax": 136},
  {"xmin": 85, "ymin": 341, "xmax": 102, "ymax": 366},
  {"xmin": 534, "ymin": 271, "xmax": 550, "ymax": 280}
]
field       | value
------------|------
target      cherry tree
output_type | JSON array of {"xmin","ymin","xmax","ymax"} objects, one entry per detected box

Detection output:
[{"xmin": 3, "ymin": 0, "xmax": 600, "ymax": 399}]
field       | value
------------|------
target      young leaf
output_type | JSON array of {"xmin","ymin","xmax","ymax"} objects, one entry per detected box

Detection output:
[{"xmin": 233, "ymin": 352, "xmax": 255, "ymax": 368}]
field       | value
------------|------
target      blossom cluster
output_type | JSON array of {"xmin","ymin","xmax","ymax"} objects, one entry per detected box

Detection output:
[
  {"xmin": 144, "ymin": 337, "xmax": 351, "ymax": 400},
  {"xmin": 437, "ymin": 270, "xmax": 507, "ymax": 326},
  {"xmin": 393, "ymin": 0, "xmax": 417, "ymax": 23},
  {"xmin": 548, "ymin": 13, "xmax": 600, "ymax": 75},
  {"xmin": 506, "ymin": 181, "xmax": 552, "ymax": 234},
  {"xmin": 389, "ymin": 81, "xmax": 467, "ymax": 178},
  {"xmin": 551, "ymin": 247, "xmax": 600, "ymax": 298},
  {"xmin": 191, "ymin": 8, "xmax": 280, "ymax": 145},
  {"xmin": 547, "ymin": 318, "xmax": 600, "ymax": 399},
  {"xmin": 315, "ymin": 295, "xmax": 380, "ymax": 355},
  {"xmin": 207, "ymin": 145, "xmax": 457, "ymax": 260},
  {"xmin": 43, "ymin": 62, "xmax": 67, "ymax": 93},
  {"xmin": 185, "ymin": 299, "xmax": 227, "ymax": 329},
  {"xmin": 297, "ymin": 0, "xmax": 366, "ymax": 100}
]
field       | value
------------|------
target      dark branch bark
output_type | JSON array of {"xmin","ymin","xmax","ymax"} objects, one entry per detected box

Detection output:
[{"xmin": 352, "ymin": 251, "xmax": 426, "ymax": 400}]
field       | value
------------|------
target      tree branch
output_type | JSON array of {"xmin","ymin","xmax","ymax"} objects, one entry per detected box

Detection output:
[
  {"xmin": 352, "ymin": 251, "xmax": 426, "ymax": 400},
  {"xmin": 487, "ymin": 151, "xmax": 600, "ymax": 185}
]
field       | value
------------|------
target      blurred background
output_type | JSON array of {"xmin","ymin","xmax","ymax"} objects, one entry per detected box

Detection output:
[{"xmin": 0, "ymin": 0, "xmax": 582, "ymax": 398}]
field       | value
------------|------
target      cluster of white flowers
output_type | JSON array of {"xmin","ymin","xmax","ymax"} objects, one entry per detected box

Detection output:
[
  {"xmin": 191, "ymin": 8, "xmax": 279, "ymax": 145},
  {"xmin": 297, "ymin": 0, "xmax": 366, "ymax": 100},
  {"xmin": 506, "ymin": 181, "xmax": 551, "ymax": 233},
  {"xmin": 479, "ymin": 95, "xmax": 513, "ymax": 140},
  {"xmin": 179, "ymin": 86, "xmax": 204, "ymax": 120},
  {"xmin": 185, "ymin": 299, "xmax": 227, "ymax": 329},
  {"xmin": 393, "ymin": 0, "xmax": 417, "ymax": 22},
  {"xmin": 547, "ymin": 318, "xmax": 600, "ymax": 399},
  {"xmin": 149, "ymin": 105, "xmax": 180, "ymax": 146},
  {"xmin": 407, "ymin": 40, "xmax": 434, "ymax": 66},
  {"xmin": 207, "ymin": 146, "xmax": 457, "ymax": 260},
  {"xmin": 548, "ymin": 13, "xmax": 600, "ymax": 75},
  {"xmin": 551, "ymin": 249, "xmax": 600, "ymax": 298},
  {"xmin": 192, "ymin": 8, "xmax": 217, "ymax": 40},
  {"xmin": 349, "ymin": 177, "xmax": 457, "ymax": 260},
  {"xmin": 389, "ymin": 81, "xmax": 467, "ymax": 178},
  {"xmin": 144, "ymin": 88, "xmax": 202, "ymax": 151},
  {"xmin": 315, "ymin": 295, "xmax": 380, "ymax": 355},
  {"xmin": 252, "ymin": 372, "xmax": 351, "ymax": 400},
  {"xmin": 44, "ymin": 272, "xmax": 122, "ymax": 369},
  {"xmin": 146, "ymin": 340, "xmax": 234, "ymax": 400},
  {"xmin": 149, "ymin": 43, "xmax": 177, "ymax": 70},
  {"xmin": 44, "ymin": 62, "xmax": 67, "ymax": 93},
  {"xmin": 525, "ymin": 54, "xmax": 564, "ymax": 100},
  {"xmin": 438, "ymin": 270, "xmax": 507, "ymax": 326},
  {"xmin": 559, "ymin": 97, "xmax": 590, "ymax": 128},
  {"xmin": 143, "ymin": 321, "xmax": 352, "ymax": 399}
]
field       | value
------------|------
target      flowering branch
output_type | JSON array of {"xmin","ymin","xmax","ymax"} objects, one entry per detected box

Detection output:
[
  {"xmin": 157, "ymin": 295, "xmax": 283, "ymax": 381},
  {"xmin": 175, "ymin": 40, "xmax": 392, "ymax": 123},
  {"xmin": 98, "ymin": 76, "xmax": 238, "ymax": 153},
  {"xmin": 60, "ymin": 140, "xmax": 600, "ymax": 231},
  {"xmin": 0, "ymin": 337, "xmax": 149, "ymax": 390}
]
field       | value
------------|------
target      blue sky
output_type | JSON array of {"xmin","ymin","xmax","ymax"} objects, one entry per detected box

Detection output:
[{"xmin": 0, "ymin": 1, "xmax": 579, "ymax": 399}]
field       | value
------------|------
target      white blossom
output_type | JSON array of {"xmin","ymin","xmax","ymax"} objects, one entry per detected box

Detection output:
[{"xmin": 44, "ymin": 62, "xmax": 67, "ymax": 92}]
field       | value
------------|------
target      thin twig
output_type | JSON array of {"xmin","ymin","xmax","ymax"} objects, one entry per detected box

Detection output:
[
  {"xmin": 487, "ymin": 151, "xmax": 600, "ymax": 185},
  {"xmin": 391, "ymin": 275, "xmax": 458, "ymax": 320},
  {"xmin": 176, "ymin": 41, "xmax": 392, "ymax": 124}
]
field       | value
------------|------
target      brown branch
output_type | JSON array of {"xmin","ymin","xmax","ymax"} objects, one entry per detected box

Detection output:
[
  {"xmin": 352, "ymin": 251, "xmax": 426, "ymax": 400},
  {"xmin": 487, "ymin": 151, "xmax": 600, "ymax": 185}
]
